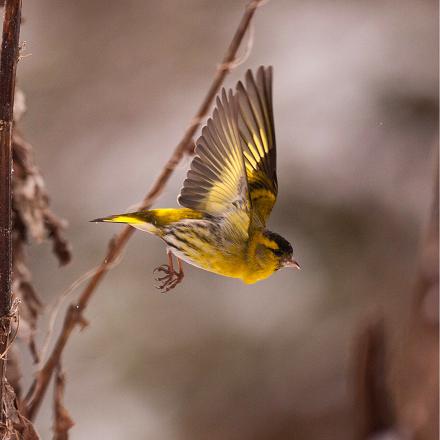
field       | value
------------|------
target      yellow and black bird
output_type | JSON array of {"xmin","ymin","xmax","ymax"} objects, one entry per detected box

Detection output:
[{"xmin": 93, "ymin": 67, "xmax": 300, "ymax": 292}]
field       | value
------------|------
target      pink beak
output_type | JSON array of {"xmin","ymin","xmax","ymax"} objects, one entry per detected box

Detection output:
[{"xmin": 284, "ymin": 258, "xmax": 301, "ymax": 270}]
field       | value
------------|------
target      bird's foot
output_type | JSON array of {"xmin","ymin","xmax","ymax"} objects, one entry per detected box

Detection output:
[{"xmin": 153, "ymin": 264, "xmax": 184, "ymax": 293}]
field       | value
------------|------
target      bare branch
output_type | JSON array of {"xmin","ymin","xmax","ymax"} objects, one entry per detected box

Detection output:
[
  {"xmin": 24, "ymin": 0, "xmax": 266, "ymax": 420},
  {"xmin": 0, "ymin": 0, "xmax": 21, "ymax": 427},
  {"xmin": 52, "ymin": 363, "xmax": 74, "ymax": 440},
  {"xmin": 352, "ymin": 316, "xmax": 394, "ymax": 439}
]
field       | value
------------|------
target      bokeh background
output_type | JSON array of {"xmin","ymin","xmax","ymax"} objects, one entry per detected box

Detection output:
[{"xmin": 14, "ymin": 0, "xmax": 438, "ymax": 438}]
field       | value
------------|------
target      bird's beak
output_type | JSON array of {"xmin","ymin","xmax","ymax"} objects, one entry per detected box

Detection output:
[{"xmin": 283, "ymin": 258, "xmax": 301, "ymax": 270}]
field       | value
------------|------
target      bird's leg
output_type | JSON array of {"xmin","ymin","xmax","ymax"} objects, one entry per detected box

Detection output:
[
  {"xmin": 153, "ymin": 251, "xmax": 184, "ymax": 293},
  {"xmin": 166, "ymin": 258, "xmax": 184, "ymax": 291},
  {"xmin": 154, "ymin": 250, "xmax": 174, "ymax": 275},
  {"xmin": 177, "ymin": 258, "xmax": 184, "ymax": 276},
  {"xmin": 153, "ymin": 251, "xmax": 174, "ymax": 284}
]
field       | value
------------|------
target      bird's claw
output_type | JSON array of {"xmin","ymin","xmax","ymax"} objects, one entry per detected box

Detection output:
[
  {"xmin": 153, "ymin": 265, "xmax": 183, "ymax": 293},
  {"xmin": 153, "ymin": 264, "xmax": 170, "ymax": 274}
]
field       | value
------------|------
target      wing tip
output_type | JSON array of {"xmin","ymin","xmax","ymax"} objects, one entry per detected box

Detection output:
[{"xmin": 244, "ymin": 65, "xmax": 273, "ymax": 85}]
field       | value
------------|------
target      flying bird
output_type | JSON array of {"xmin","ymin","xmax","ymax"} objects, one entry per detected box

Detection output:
[{"xmin": 92, "ymin": 66, "xmax": 300, "ymax": 292}]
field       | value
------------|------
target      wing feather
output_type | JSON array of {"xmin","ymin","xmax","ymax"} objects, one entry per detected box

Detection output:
[
  {"xmin": 178, "ymin": 89, "xmax": 251, "ymax": 228},
  {"xmin": 236, "ymin": 66, "xmax": 277, "ymax": 226}
]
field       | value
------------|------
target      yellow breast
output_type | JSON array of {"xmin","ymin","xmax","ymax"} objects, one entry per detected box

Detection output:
[{"xmin": 177, "ymin": 231, "xmax": 278, "ymax": 284}]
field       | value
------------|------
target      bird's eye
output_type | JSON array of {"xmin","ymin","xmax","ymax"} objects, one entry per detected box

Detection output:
[{"xmin": 272, "ymin": 248, "xmax": 283, "ymax": 257}]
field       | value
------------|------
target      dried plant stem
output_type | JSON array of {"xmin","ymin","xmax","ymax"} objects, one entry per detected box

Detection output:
[
  {"xmin": 52, "ymin": 362, "xmax": 74, "ymax": 440},
  {"xmin": 24, "ymin": 0, "xmax": 266, "ymax": 420},
  {"xmin": 353, "ymin": 155, "xmax": 439, "ymax": 439},
  {"xmin": 0, "ymin": 0, "xmax": 21, "ymax": 425}
]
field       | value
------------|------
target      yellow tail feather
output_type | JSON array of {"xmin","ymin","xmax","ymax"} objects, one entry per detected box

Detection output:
[
  {"xmin": 91, "ymin": 208, "xmax": 205, "ymax": 234},
  {"xmin": 90, "ymin": 214, "xmax": 146, "ymax": 225}
]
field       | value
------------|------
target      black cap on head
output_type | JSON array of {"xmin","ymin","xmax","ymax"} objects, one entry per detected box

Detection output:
[{"xmin": 263, "ymin": 230, "xmax": 293, "ymax": 257}]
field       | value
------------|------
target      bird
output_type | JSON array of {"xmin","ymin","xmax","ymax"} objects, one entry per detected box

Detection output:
[{"xmin": 92, "ymin": 66, "xmax": 300, "ymax": 292}]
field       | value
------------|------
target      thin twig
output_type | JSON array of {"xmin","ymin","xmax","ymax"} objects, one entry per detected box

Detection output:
[
  {"xmin": 0, "ymin": 0, "xmax": 21, "ymax": 426},
  {"xmin": 23, "ymin": 0, "xmax": 266, "ymax": 420},
  {"xmin": 52, "ymin": 362, "xmax": 74, "ymax": 440},
  {"xmin": 37, "ymin": 252, "xmax": 124, "ymax": 370}
]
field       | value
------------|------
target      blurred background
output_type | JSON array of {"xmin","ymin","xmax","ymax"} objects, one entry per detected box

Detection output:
[{"xmin": 13, "ymin": 0, "xmax": 438, "ymax": 438}]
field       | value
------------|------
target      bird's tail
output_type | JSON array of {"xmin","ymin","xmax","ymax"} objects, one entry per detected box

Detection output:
[
  {"xmin": 91, "ymin": 211, "xmax": 160, "ymax": 234},
  {"xmin": 91, "ymin": 208, "xmax": 205, "ymax": 235}
]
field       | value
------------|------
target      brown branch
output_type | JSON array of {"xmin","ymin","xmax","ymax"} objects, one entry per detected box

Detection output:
[
  {"xmin": 0, "ymin": 0, "xmax": 21, "ymax": 426},
  {"xmin": 52, "ymin": 362, "xmax": 74, "ymax": 440},
  {"xmin": 24, "ymin": 0, "xmax": 266, "ymax": 420},
  {"xmin": 413, "ymin": 158, "xmax": 438, "ymax": 323},
  {"xmin": 352, "ymin": 316, "xmax": 394, "ymax": 439}
]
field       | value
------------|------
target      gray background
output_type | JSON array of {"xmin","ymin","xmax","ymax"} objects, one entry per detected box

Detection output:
[{"xmin": 15, "ymin": 1, "xmax": 438, "ymax": 438}]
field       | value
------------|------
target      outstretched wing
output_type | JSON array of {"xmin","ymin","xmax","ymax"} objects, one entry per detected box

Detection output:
[
  {"xmin": 236, "ymin": 66, "xmax": 277, "ymax": 226},
  {"xmin": 178, "ymin": 89, "xmax": 251, "ymax": 236}
]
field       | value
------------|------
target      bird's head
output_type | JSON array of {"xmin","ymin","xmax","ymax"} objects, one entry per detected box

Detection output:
[{"xmin": 261, "ymin": 230, "xmax": 300, "ymax": 271}]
